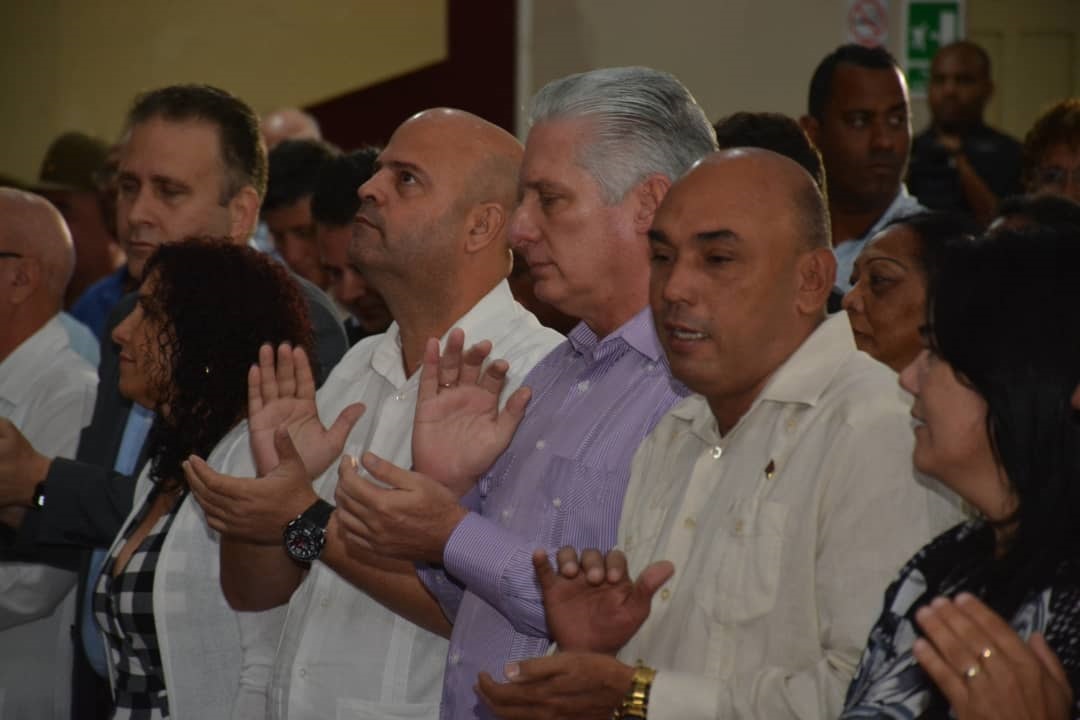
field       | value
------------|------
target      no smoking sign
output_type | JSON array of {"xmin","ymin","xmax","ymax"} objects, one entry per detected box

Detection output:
[{"xmin": 848, "ymin": 0, "xmax": 889, "ymax": 47}]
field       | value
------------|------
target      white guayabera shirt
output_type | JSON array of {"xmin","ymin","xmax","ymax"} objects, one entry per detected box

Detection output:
[
  {"xmin": 214, "ymin": 280, "xmax": 563, "ymax": 720},
  {"xmin": 617, "ymin": 313, "xmax": 963, "ymax": 720}
]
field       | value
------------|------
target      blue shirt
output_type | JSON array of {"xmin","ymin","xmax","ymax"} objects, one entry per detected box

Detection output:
[{"xmin": 71, "ymin": 266, "xmax": 131, "ymax": 340}]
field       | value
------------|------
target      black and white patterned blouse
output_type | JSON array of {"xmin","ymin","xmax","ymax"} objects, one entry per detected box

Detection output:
[
  {"xmin": 841, "ymin": 521, "xmax": 1080, "ymax": 719},
  {"xmin": 94, "ymin": 484, "xmax": 186, "ymax": 719}
]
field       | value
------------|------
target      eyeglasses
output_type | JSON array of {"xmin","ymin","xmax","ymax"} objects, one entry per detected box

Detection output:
[
  {"xmin": 0, "ymin": 252, "xmax": 23, "ymax": 259},
  {"xmin": 1032, "ymin": 165, "xmax": 1080, "ymax": 190}
]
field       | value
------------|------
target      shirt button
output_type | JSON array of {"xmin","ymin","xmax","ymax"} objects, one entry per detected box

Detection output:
[
  {"xmin": 683, "ymin": 516, "xmax": 696, "ymax": 530},
  {"xmin": 449, "ymin": 652, "xmax": 461, "ymax": 665},
  {"xmin": 660, "ymin": 588, "xmax": 671, "ymax": 601},
  {"xmin": 646, "ymin": 363, "xmax": 657, "ymax": 372},
  {"xmin": 577, "ymin": 380, "xmax": 590, "ymax": 392},
  {"xmin": 501, "ymin": 508, "xmax": 512, "ymax": 521},
  {"xmin": 394, "ymin": 393, "xmax": 403, "ymax": 401},
  {"xmin": 711, "ymin": 445, "xmax": 723, "ymax": 459},
  {"xmin": 785, "ymin": 418, "xmax": 798, "ymax": 433},
  {"xmin": 552, "ymin": 497, "xmax": 562, "ymax": 508},
  {"xmin": 298, "ymin": 667, "xmax": 308, "ymax": 678},
  {"xmin": 320, "ymin": 595, "xmax": 330, "ymax": 609},
  {"xmin": 536, "ymin": 439, "xmax": 546, "ymax": 450},
  {"xmin": 735, "ymin": 520, "xmax": 745, "ymax": 534}
]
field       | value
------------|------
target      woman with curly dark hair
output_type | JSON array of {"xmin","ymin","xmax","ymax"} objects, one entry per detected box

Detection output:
[{"xmin": 93, "ymin": 238, "xmax": 312, "ymax": 719}]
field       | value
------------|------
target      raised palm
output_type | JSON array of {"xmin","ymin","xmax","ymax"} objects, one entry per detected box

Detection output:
[
  {"xmin": 411, "ymin": 330, "xmax": 530, "ymax": 497},
  {"xmin": 247, "ymin": 343, "xmax": 364, "ymax": 478}
]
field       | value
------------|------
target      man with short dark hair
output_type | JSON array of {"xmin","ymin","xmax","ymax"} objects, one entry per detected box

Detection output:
[
  {"xmin": 0, "ymin": 83, "xmax": 346, "ymax": 719},
  {"xmin": 309, "ymin": 147, "xmax": 393, "ymax": 344},
  {"xmin": 801, "ymin": 44, "xmax": 923, "ymax": 293},
  {"xmin": 907, "ymin": 41, "xmax": 1022, "ymax": 226},
  {"xmin": 263, "ymin": 138, "xmax": 339, "ymax": 288},
  {"xmin": 715, "ymin": 111, "xmax": 827, "ymax": 193}
]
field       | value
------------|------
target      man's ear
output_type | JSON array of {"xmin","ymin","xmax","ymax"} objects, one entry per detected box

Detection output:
[
  {"xmin": 227, "ymin": 185, "xmax": 262, "ymax": 242},
  {"xmin": 464, "ymin": 203, "xmax": 507, "ymax": 253},
  {"xmin": 794, "ymin": 247, "xmax": 836, "ymax": 316},
  {"xmin": 631, "ymin": 173, "xmax": 672, "ymax": 235},
  {"xmin": 799, "ymin": 115, "xmax": 821, "ymax": 147},
  {"xmin": 9, "ymin": 257, "xmax": 41, "ymax": 305}
]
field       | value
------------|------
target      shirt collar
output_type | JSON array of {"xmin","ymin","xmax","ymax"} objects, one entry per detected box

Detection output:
[
  {"xmin": 0, "ymin": 314, "xmax": 70, "ymax": 406},
  {"xmin": 862, "ymin": 185, "xmax": 923, "ymax": 242},
  {"xmin": 670, "ymin": 313, "xmax": 857, "ymax": 440},
  {"xmin": 566, "ymin": 306, "xmax": 665, "ymax": 363},
  {"xmin": 370, "ymin": 279, "xmax": 526, "ymax": 386}
]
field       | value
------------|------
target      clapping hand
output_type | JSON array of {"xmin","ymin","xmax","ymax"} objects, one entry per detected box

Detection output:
[
  {"xmin": 914, "ymin": 593, "xmax": 1072, "ymax": 720},
  {"xmin": 536, "ymin": 546, "xmax": 673, "ymax": 654}
]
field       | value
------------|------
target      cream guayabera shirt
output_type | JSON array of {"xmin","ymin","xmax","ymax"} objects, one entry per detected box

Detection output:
[{"xmin": 617, "ymin": 313, "xmax": 962, "ymax": 720}]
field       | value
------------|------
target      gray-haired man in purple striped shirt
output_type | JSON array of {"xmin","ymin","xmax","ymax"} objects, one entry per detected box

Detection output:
[{"xmin": 334, "ymin": 66, "xmax": 718, "ymax": 719}]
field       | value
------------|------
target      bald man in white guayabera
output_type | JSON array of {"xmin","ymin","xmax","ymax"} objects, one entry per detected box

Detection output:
[
  {"xmin": 0, "ymin": 189, "xmax": 97, "ymax": 719},
  {"xmin": 184, "ymin": 108, "xmax": 564, "ymax": 720}
]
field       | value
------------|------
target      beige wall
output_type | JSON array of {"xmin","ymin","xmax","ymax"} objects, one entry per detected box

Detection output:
[
  {"xmin": 525, "ymin": 0, "xmax": 918, "ymax": 131},
  {"xmin": 1, "ymin": 0, "xmax": 447, "ymax": 182},
  {"xmin": 523, "ymin": 0, "xmax": 1080, "ymax": 140}
]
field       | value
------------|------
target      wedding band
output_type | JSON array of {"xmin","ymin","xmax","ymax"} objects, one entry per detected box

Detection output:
[
  {"xmin": 964, "ymin": 663, "xmax": 981, "ymax": 680},
  {"xmin": 980, "ymin": 647, "xmax": 993, "ymax": 660},
  {"xmin": 440, "ymin": 382, "xmax": 453, "ymax": 388}
]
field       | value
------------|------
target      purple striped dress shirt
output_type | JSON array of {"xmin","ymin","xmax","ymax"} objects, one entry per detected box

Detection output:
[{"xmin": 418, "ymin": 307, "xmax": 688, "ymax": 720}]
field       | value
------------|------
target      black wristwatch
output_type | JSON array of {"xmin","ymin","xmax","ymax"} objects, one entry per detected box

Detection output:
[{"xmin": 283, "ymin": 499, "xmax": 334, "ymax": 563}]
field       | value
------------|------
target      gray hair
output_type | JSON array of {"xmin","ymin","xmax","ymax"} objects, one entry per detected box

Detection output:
[{"xmin": 529, "ymin": 66, "xmax": 718, "ymax": 203}]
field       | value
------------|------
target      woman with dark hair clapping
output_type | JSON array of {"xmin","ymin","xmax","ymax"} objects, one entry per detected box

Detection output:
[
  {"xmin": 841, "ymin": 224, "xmax": 1080, "ymax": 718},
  {"xmin": 93, "ymin": 238, "xmax": 313, "ymax": 719}
]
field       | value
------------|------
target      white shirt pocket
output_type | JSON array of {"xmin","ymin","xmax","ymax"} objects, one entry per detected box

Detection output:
[{"xmin": 694, "ymin": 498, "xmax": 788, "ymax": 625}]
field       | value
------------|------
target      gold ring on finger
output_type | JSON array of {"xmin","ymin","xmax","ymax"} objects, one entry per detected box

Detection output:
[{"xmin": 964, "ymin": 663, "xmax": 981, "ymax": 680}]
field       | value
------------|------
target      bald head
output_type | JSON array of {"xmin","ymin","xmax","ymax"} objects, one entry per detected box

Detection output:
[
  {"xmin": 648, "ymin": 149, "xmax": 837, "ymax": 429},
  {"xmin": 261, "ymin": 107, "xmax": 321, "ymax": 150},
  {"xmin": 352, "ymin": 107, "xmax": 524, "ymax": 315},
  {"xmin": 929, "ymin": 41, "xmax": 993, "ymax": 131},
  {"xmin": 688, "ymin": 149, "xmax": 832, "ymax": 252},
  {"xmin": 0, "ymin": 188, "xmax": 75, "ymax": 303},
  {"xmin": 935, "ymin": 41, "xmax": 991, "ymax": 78},
  {"xmin": 399, "ymin": 108, "xmax": 523, "ymax": 214}
]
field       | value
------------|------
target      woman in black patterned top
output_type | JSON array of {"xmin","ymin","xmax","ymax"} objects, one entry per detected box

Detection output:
[
  {"xmin": 92, "ymin": 239, "xmax": 313, "ymax": 719},
  {"xmin": 841, "ymin": 225, "xmax": 1080, "ymax": 718}
]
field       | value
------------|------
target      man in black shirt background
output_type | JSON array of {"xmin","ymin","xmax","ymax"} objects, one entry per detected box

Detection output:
[{"xmin": 907, "ymin": 41, "xmax": 1022, "ymax": 226}]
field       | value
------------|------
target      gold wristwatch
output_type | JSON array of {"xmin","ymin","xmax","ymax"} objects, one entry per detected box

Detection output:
[{"xmin": 613, "ymin": 663, "xmax": 656, "ymax": 719}]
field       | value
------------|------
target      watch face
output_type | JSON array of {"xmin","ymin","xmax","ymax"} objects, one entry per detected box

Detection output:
[{"xmin": 284, "ymin": 522, "xmax": 326, "ymax": 563}]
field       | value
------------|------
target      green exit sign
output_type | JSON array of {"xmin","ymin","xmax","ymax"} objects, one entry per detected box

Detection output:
[{"xmin": 905, "ymin": 0, "xmax": 965, "ymax": 96}]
